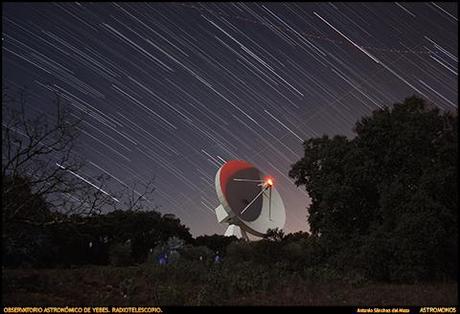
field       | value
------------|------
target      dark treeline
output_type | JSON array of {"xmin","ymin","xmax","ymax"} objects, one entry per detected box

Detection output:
[
  {"xmin": 3, "ymin": 192, "xmax": 194, "ymax": 267},
  {"xmin": 2, "ymin": 94, "xmax": 457, "ymax": 285}
]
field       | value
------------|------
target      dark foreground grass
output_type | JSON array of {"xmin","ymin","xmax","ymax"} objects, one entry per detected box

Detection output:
[{"xmin": 2, "ymin": 263, "xmax": 457, "ymax": 306}]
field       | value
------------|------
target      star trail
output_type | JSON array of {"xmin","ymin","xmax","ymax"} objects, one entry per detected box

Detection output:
[{"xmin": 2, "ymin": 2, "xmax": 457, "ymax": 237}]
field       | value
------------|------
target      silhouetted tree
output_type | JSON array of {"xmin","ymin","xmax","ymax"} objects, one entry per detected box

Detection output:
[
  {"xmin": 264, "ymin": 228, "xmax": 285, "ymax": 242},
  {"xmin": 2, "ymin": 87, "xmax": 157, "ymax": 267},
  {"xmin": 289, "ymin": 96, "xmax": 457, "ymax": 281},
  {"xmin": 2, "ymin": 88, "xmax": 156, "ymax": 226}
]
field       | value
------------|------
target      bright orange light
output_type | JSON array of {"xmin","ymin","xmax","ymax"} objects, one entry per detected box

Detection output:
[{"xmin": 266, "ymin": 178, "xmax": 274, "ymax": 187}]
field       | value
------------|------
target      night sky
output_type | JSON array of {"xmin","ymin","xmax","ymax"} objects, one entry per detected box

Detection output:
[{"xmin": 2, "ymin": 2, "xmax": 457, "ymax": 237}]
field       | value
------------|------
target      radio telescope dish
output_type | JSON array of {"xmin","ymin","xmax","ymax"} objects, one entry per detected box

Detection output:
[{"xmin": 214, "ymin": 160, "xmax": 286, "ymax": 240}]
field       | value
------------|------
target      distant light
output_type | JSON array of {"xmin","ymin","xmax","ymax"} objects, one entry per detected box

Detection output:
[{"xmin": 266, "ymin": 178, "xmax": 274, "ymax": 187}]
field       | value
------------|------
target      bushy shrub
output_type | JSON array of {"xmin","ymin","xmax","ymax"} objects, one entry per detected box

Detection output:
[
  {"xmin": 109, "ymin": 242, "xmax": 133, "ymax": 266},
  {"xmin": 166, "ymin": 236, "xmax": 185, "ymax": 251},
  {"xmin": 180, "ymin": 245, "xmax": 213, "ymax": 262},
  {"xmin": 225, "ymin": 240, "xmax": 252, "ymax": 262}
]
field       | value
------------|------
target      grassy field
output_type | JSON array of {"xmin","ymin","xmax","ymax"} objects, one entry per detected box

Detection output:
[{"xmin": 2, "ymin": 264, "xmax": 457, "ymax": 306}]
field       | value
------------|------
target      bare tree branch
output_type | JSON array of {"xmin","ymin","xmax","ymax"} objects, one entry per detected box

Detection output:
[{"xmin": 3, "ymin": 87, "xmax": 156, "ymax": 227}]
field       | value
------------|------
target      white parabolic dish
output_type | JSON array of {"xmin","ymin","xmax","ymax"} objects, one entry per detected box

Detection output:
[{"xmin": 214, "ymin": 160, "xmax": 286, "ymax": 238}]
